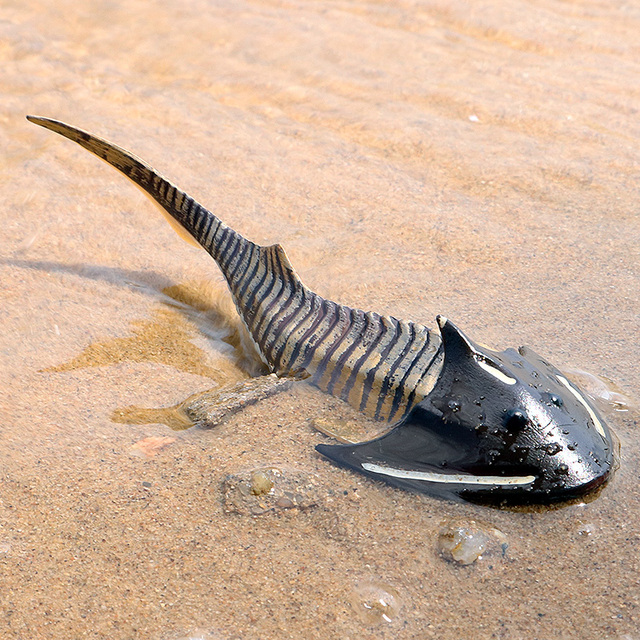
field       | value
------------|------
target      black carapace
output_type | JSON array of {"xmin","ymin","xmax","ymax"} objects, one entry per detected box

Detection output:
[{"xmin": 318, "ymin": 316, "xmax": 614, "ymax": 503}]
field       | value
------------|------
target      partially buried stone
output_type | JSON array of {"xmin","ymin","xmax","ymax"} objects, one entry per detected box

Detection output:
[
  {"xmin": 437, "ymin": 519, "xmax": 508, "ymax": 565},
  {"xmin": 181, "ymin": 374, "xmax": 294, "ymax": 428},
  {"xmin": 222, "ymin": 467, "xmax": 321, "ymax": 516}
]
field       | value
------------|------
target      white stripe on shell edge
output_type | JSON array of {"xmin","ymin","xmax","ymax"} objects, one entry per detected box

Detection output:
[
  {"xmin": 475, "ymin": 358, "xmax": 517, "ymax": 385},
  {"xmin": 361, "ymin": 462, "xmax": 535, "ymax": 486},
  {"xmin": 556, "ymin": 374, "xmax": 607, "ymax": 439}
]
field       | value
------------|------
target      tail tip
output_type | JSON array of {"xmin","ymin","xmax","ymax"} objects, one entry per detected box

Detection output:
[{"xmin": 26, "ymin": 115, "xmax": 57, "ymax": 129}]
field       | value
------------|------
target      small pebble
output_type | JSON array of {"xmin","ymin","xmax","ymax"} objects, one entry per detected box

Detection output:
[
  {"xmin": 131, "ymin": 436, "xmax": 176, "ymax": 457},
  {"xmin": 437, "ymin": 520, "xmax": 507, "ymax": 565},
  {"xmin": 250, "ymin": 470, "xmax": 274, "ymax": 496},
  {"xmin": 222, "ymin": 467, "xmax": 320, "ymax": 516}
]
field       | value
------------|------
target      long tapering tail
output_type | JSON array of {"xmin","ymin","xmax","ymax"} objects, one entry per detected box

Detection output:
[{"xmin": 28, "ymin": 116, "xmax": 443, "ymax": 421}]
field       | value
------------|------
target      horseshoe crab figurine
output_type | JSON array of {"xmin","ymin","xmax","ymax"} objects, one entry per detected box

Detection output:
[{"xmin": 28, "ymin": 116, "xmax": 615, "ymax": 503}]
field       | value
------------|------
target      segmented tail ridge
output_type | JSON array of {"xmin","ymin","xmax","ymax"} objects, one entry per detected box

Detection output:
[{"xmin": 28, "ymin": 116, "xmax": 443, "ymax": 422}]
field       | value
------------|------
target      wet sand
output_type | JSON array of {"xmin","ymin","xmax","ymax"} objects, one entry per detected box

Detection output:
[{"xmin": 1, "ymin": 1, "xmax": 639, "ymax": 638}]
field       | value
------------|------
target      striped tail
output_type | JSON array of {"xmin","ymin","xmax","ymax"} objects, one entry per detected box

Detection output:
[{"xmin": 28, "ymin": 116, "xmax": 443, "ymax": 422}]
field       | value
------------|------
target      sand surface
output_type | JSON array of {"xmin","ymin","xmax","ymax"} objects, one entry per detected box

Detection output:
[{"xmin": 1, "ymin": 1, "xmax": 639, "ymax": 638}]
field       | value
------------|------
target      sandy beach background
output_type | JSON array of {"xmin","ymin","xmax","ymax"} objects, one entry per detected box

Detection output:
[{"xmin": 1, "ymin": 1, "xmax": 639, "ymax": 638}]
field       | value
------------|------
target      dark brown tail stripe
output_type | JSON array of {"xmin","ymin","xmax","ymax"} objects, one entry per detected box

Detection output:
[
  {"xmin": 223, "ymin": 234, "xmax": 244, "ymax": 271},
  {"xmin": 295, "ymin": 301, "xmax": 342, "ymax": 373},
  {"xmin": 373, "ymin": 321, "xmax": 414, "ymax": 420},
  {"xmin": 260, "ymin": 283, "xmax": 302, "ymax": 353},
  {"xmin": 248, "ymin": 251, "xmax": 281, "ymax": 321},
  {"xmin": 228, "ymin": 245, "xmax": 256, "ymax": 291},
  {"xmin": 221, "ymin": 235, "xmax": 243, "ymax": 274},
  {"xmin": 259, "ymin": 284, "xmax": 305, "ymax": 359},
  {"xmin": 215, "ymin": 228, "xmax": 235, "ymax": 265},
  {"xmin": 384, "ymin": 327, "xmax": 426, "ymax": 421},
  {"xmin": 270, "ymin": 292, "xmax": 320, "ymax": 373},
  {"xmin": 325, "ymin": 308, "xmax": 366, "ymax": 395},
  {"xmin": 403, "ymin": 335, "xmax": 442, "ymax": 415},
  {"xmin": 227, "ymin": 241, "xmax": 254, "ymax": 284},
  {"xmin": 309, "ymin": 305, "xmax": 355, "ymax": 386},
  {"xmin": 200, "ymin": 206, "xmax": 220, "ymax": 248},
  {"xmin": 192, "ymin": 200, "xmax": 207, "ymax": 237},
  {"xmin": 357, "ymin": 316, "xmax": 401, "ymax": 414},
  {"xmin": 285, "ymin": 298, "xmax": 334, "ymax": 371},
  {"xmin": 234, "ymin": 246, "xmax": 266, "ymax": 303},
  {"xmin": 29, "ymin": 116, "xmax": 444, "ymax": 422},
  {"xmin": 253, "ymin": 250, "xmax": 291, "ymax": 344},
  {"xmin": 388, "ymin": 332, "xmax": 434, "ymax": 422},
  {"xmin": 332, "ymin": 312, "xmax": 381, "ymax": 401},
  {"xmin": 239, "ymin": 251, "xmax": 273, "ymax": 327}
]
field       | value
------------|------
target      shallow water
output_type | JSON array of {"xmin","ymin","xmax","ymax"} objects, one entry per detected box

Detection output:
[{"xmin": 1, "ymin": 1, "xmax": 639, "ymax": 638}]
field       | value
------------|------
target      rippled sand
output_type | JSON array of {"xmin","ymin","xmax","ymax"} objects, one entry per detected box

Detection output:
[{"xmin": 1, "ymin": 1, "xmax": 639, "ymax": 638}]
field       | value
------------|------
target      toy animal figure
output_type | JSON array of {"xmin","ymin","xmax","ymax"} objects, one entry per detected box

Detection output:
[{"xmin": 28, "ymin": 116, "xmax": 614, "ymax": 503}]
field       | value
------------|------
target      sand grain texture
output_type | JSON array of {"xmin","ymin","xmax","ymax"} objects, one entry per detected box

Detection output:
[{"xmin": 1, "ymin": 1, "xmax": 639, "ymax": 639}]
